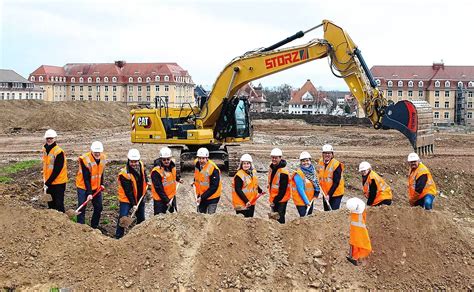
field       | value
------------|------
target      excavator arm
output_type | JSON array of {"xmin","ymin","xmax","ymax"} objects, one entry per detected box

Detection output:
[{"xmin": 199, "ymin": 20, "xmax": 433, "ymax": 152}]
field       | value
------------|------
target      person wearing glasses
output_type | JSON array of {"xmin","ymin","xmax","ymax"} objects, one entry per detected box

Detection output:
[
  {"xmin": 150, "ymin": 147, "xmax": 183, "ymax": 214},
  {"xmin": 41, "ymin": 129, "xmax": 68, "ymax": 212}
]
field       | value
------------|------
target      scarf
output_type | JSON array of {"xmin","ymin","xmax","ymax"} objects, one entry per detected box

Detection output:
[{"xmin": 300, "ymin": 164, "xmax": 320, "ymax": 191}]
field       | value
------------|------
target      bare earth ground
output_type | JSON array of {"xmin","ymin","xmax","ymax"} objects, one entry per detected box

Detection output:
[{"xmin": 0, "ymin": 101, "xmax": 473, "ymax": 290}]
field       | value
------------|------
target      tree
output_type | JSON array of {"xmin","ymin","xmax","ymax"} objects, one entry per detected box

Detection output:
[
  {"xmin": 344, "ymin": 104, "xmax": 351, "ymax": 114},
  {"xmin": 263, "ymin": 84, "xmax": 293, "ymax": 106}
]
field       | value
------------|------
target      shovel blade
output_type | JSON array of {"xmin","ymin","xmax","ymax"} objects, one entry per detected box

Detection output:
[
  {"xmin": 268, "ymin": 212, "xmax": 280, "ymax": 221},
  {"xmin": 65, "ymin": 209, "xmax": 78, "ymax": 219},
  {"xmin": 39, "ymin": 193, "xmax": 52, "ymax": 203},
  {"xmin": 119, "ymin": 216, "xmax": 133, "ymax": 228}
]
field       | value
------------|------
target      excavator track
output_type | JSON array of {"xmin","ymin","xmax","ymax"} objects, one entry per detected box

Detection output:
[
  {"xmin": 225, "ymin": 145, "xmax": 243, "ymax": 177},
  {"xmin": 412, "ymin": 100, "xmax": 435, "ymax": 155}
]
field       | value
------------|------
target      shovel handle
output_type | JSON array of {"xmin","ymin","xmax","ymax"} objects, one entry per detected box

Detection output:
[
  {"xmin": 320, "ymin": 189, "xmax": 332, "ymax": 211},
  {"xmin": 75, "ymin": 185, "xmax": 105, "ymax": 213}
]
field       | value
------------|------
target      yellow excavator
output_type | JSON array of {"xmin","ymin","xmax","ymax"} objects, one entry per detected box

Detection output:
[{"xmin": 131, "ymin": 20, "xmax": 434, "ymax": 175}]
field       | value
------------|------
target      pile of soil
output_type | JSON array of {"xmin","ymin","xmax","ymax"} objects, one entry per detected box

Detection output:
[
  {"xmin": 0, "ymin": 197, "xmax": 471, "ymax": 290},
  {"xmin": 251, "ymin": 112, "xmax": 371, "ymax": 126},
  {"xmin": 0, "ymin": 100, "xmax": 130, "ymax": 134}
]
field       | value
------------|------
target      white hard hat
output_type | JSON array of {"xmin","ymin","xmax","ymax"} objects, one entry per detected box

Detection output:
[
  {"xmin": 299, "ymin": 151, "xmax": 312, "ymax": 160},
  {"xmin": 407, "ymin": 152, "xmax": 420, "ymax": 162},
  {"xmin": 44, "ymin": 129, "xmax": 57, "ymax": 139},
  {"xmin": 358, "ymin": 161, "xmax": 371, "ymax": 172},
  {"xmin": 127, "ymin": 148, "xmax": 141, "ymax": 160},
  {"xmin": 322, "ymin": 144, "xmax": 334, "ymax": 152},
  {"xmin": 159, "ymin": 147, "xmax": 172, "ymax": 158},
  {"xmin": 346, "ymin": 197, "xmax": 366, "ymax": 214},
  {"xmin": 270, "ymin": 148, "xmax": 283, "ymax": 157},
  {"xmin": 90, "ymin": 141, "xmax": 104, "ymax": 153},
  {"xmin": 240, "ymin": 154, "xmax": 253, "ymax": 163},
  {"xmin": 197, "ymin": 147, "xmax": 209, "ymax": 158}
]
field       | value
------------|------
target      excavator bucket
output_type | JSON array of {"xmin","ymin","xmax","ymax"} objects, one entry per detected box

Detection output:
[{"xmin": 380, "ymin": 100, "xmax": 434, "ymax": 154}]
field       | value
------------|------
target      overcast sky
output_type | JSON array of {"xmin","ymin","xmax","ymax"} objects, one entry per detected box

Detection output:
[{"xmin": 1, "ymin": 0, "xmax": 473, "ymax": 90}]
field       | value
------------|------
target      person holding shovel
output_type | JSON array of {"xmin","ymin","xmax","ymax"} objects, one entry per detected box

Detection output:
[
  {"xmin": 316, "ymin": 144, "xmax": 344, "ymax": 211},
  {"xmin": 291, "ymin": 151, "xmax": 320, "ymax": 217},
  {"xmin": 193, "ymin": 147, "xmax": 222, "ymax": 214},
  {"xmin": 232, "ymin": 154, "xmax": 264, "ymax": 218},
  {"xmin": 268, "ymin": 148, "xmax": 291, "ymax": 224},
  {"xmin": 41, "ymin": 129, "xmax": 68, "ymax": 212},
  {"xmin": 115, "ymin": 149, "xmax": 149, "ymax": 239},
  {"xmin": 151, "ymin": 147, "xmax": 183, "ymax": 215},
  {"xmin": 75, "ymin": 141, "xmax": 106, "ymax": 228}
]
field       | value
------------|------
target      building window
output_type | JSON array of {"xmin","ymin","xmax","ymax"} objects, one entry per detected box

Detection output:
[
  {"xmin": 113, "ymin": 96, "xmax": 117, "ymax": 101},
  {"xmin": 164, "ymin": 76, "xmax": 169, "ymax": 82},
  {"xmin": 79, "ymin": 86, "xmax": 83, "ymax": 92},
  {"xmin": 129, "ymin": 77, "xmax": 133, "ymax": 82},
  {"xmin": 434, "ymin": 101, "xmax": 439, "ymax": 108},
  {"xmin": 97, "ymin": 85, "xmax": 101, "ymax": 91},
  {"xmin": 408, "ymin": 90, "xmax": 413, "ymax": 97},
  {"xmin": 104, "ymin": 77, "xmax": 109, "ymax": 83},
  {"xmin": 445, "ymin": 81, "xmax": 450, "ymax": 88},
  {"xmin": 397, "ymin": 80, "xmax": 403, "ymax": 87},
  {"xmin": 445, "ymin": 91, "xmax": 450, "ymax": 97},
  {"xmin": 418, "ymin": 90, "xmax": 423, "ymax": 97},
  {"xmin": 469, "ymin": 81, "xmax": 474, "ymax": 87},
  {"xmin": 30, "ymin": 76, "xmax": 35, "ymax": 82},
  {"xmin": 146, "ymin": 77, "xmax": 151, "ymax": 83},
  {"xmin": 6, "ymin": 93, "xmax": 9, "ymax": 99},
  {"xmin": 458, "ymin": 81, "xmax": 464, "ymax": 88},
  {"xmin": 155, "ymin": 85, "xmax": 159, "ymax": 92},
  {"xmin": 71, "ymin": 77, "xmax": 75, "ymax": 83},
  {"xmin": 71, "ymin": 86, "xmax": 75, "ymax": 92},
  {"xmin": 19, "ymin": 93, "xmax": 22, "ymax": 99},
  {"xmin": 88, "ymin": 86, "xmax": 92, "ymax": 91},
  {"xmin": 435, "ymin": 91, "xmax": 440, "ymax": 97},
  {"xmin": 72, "ymin": 94, "xmax": 75, "ymax": 99},
  {"xmin": 444, "ymin": 112, "xmax": 449, "ymax": 119},
  {"xmin": 138, "ymin": 96, "xmax": 142, "ymax": 102},
  {"xmin": 469, "ymin": 91, "xmax": 473, "ymax": 97},
  {"xmin": 137, "ymin": 77, "xmax": 142, "ymax": 83},
  {"xmin": 39, "ymin": 76, "xmax": 44, "ymax": 82},
  {"xmin": 25, "ymin": 93, "xmax": 29, "ymax": 99},
  {"xmin": 128, "ymin": 85, "xmax": 133, "ymax": 91},
  {"xmin": 444, "ymin": 101, "xmax": 449, "ymax": 108},
  {"xmin": 88, "ymin": 77, "xmax": 92, "ymax": 83},
  {"xmin": 155, "ymin": 76, "xmax": 160, "ymax": 82},
  {"xmin": 146, "ymin": 96, "xmax": 150, "ymax": 102},
  {"xmin": 408, "ymin": 81, "xmax": 413, "ymax": 87},
  {"xmin": 112, "ymin": 77, "xmax": 117, "ymax": 83},
  {"xmin": 105, "ymin": 86, "xmax": 109, "ymax": 92},
  {"xmin": 435, "ymin": 80, "xmax": 440, "ymax": 87},
  {"xmin": 96, "ymin": 77, "xmax": 100, "ymax": 83},
  {"xmin": 468, "ymin": 112, "xmax": 473, "ymax": 119},
  {"xmin": 138, "ymin": 86, "xmax": 142, "ymax": 92},
  {"xmin": 113, "ymin": 85, "xmax": 117, "ymax": 92},
  {"xmin": 434, "ymin": 112, "xmax": 439, "ymax": 119},
  {"xmin": 397, "ymin": 90, "xmax": 402, "ymax": 97},
  {"xmin": 387, "ymin": 80, "xmax": 393, "ymax": 87},
  {"xmin": 79, "ymin": 77, "xmax": 83, "ymax": 83},
  {"xmin": 105, "ymin": 95, "xmax": 109, "ymax": 101},
  {"xmin": 146, "ymin": 85, "xmax": 150, "ymax": 92},
  {"xmin": 165, "ymin": 85, "xmax": 169, "ymax": 92},
  {"xmin": 468, "ymin": 102, "xmax": 473, "ymax": 108},
  {"xmin": 375, "ymin": 79, "xmax": 381, "ymax": 86},
  {"xmin": 88, "ymin": 95, "xmax": 92, "ymax": 100}
]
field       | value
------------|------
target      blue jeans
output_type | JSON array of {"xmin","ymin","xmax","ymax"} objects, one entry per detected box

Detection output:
[
  {"xmin": 414, "ymin": 194, "xmax": 435, "ymax": 210},
  {"xmin": 115, "ymin": 201, "xmax": 146, "ymax": 239},
  {"xmin": 296, "ymin": 202, "xmax": 314, "ymax": 217},
  {"xmin": 323, "ymin": 196, "xmax": 342, "ymax": 211},
  {"xmin": 77, "ymin": 188, "xmax": 103, "ymax": 228}
]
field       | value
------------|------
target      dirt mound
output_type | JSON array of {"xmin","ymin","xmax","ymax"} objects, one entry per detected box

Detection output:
[
  {"xmin": 251, "ymin": 112, "xmax": 371, "ymax": 126},
  {"xmin": 0, "ymin": 197, "xmax": 472, "ymax": 290},
  {"xmin": 0, "ymin": 100, "xmax": 130, "ymax": 134}
]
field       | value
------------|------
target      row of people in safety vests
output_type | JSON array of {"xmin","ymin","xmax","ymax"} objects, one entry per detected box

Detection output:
[{"xmin": 41, "ymin": 129, "xmax": 438, "ymax": 245}]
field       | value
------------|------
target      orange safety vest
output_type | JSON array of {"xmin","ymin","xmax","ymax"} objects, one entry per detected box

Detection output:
[
  {"xmin": 150, "ymin": 165, "xmax": 177, "ymax": 201},
  {"xmin": 267, "ymin": 166, "xmax": 291, "ymax": 203},
  {"xmin": 42, "ymin": 145, "xmax": 68, "ymax": 185},
  {"xmin": 290, "ymin": 168, "xmax": 315, "ymax": 206},
  {"xmin": 232, "ymin": 169, "xmax": 259, "ymax": 208},
  {"xmin": 363, "ymin": 170, "xmax": 393, "ymax": 206},
  {"xmin": 317, "ymin": 158, "xmax": 344, "ymax": 197},
  {"xmin": 194, "ymin": 159, "xmax": 222, "ymax": 200},
  {"xmin": 349, "ymin": 210, "xmax": 372, "ymax": 260},
  {"xmin": 75, "ymin": 152, "xmax": 106, "ymax": 191},
  {"xmin": 117, "ymin": 161, "xmax": 147, "ymax": 204},
  {"xmin": 408, "ymin": 162, "xmax": 437, "ymax": 206}
]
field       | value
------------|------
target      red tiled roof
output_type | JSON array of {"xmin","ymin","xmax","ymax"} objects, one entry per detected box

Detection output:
[
  {"xmin": 371, "ymin": 64, "xmax": 474, "ymax": 89},
  {"xmin": 30, "ymin": 65, "xmax": 65, "ymax": 76},
  {"xmin": 237, "ymin": 82, "xmax": 267, "ymax": 103},
  {"xmin": 289, "ymin": 79, "xmax": 329, "ymax": 105}
]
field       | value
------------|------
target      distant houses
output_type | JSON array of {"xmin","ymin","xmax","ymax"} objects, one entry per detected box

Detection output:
[
  {"xmin": 237, "ymin": 83, "xmax": 268, "ymax": 113},
  {"xmin": 0, "ymin": 69, "xmax": 44, "ymax": 100},
  {"xmin": 288, "ymin": 79, "xmax": 333, "ymax": 115}
]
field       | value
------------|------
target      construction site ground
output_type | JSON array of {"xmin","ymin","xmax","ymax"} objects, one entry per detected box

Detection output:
[{"xmin": 0, "ymin": 101, "xmax": 472, "ymax": 290}]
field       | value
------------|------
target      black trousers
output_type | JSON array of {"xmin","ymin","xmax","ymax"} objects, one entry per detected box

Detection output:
[
  {"xmin": 235, "ymin": 205, "xmax": 255, "ymax": 218},
  {"xmin": 47, "ymin": 183, "xmax": 66, "ymax": 213},
  {"xmin": 153, "ymin": 199, "xmax": 177, "ymax": 215},
  {"xmin": 272, "ymin": 201, "xmax": 287, "ymax": 224}
]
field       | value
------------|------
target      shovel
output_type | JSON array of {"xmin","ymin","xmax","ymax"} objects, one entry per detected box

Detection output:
[
  {"xmin": 119, "ymin": 190, "xmax": 147, "ymax": 228},
  {"xmin": 235, "ymin": 192, "xmax": 266, "ymax": 211},
  {"xmin": 39, "ymin": 182, "xmax": 52, "ymax": 203},
  {"xmin": 166, "ymin": 183, "xmax": 180, "ymax": 212},
  {"xmin": 305, "ymin": 198, "xmax": 315, "ymax": 216},
  {"xmin": 66, "ymin": 186, "xmax": 105, "ymax": 219},
  {"xmin": 320, "ymin": 189, "xmax": 332, "ymax": 211}
]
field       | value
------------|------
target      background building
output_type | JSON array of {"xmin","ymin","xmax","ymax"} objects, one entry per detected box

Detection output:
[
  {"xmin": 371, "ymin": 62, "xmax": 474, "ymax": 126},
  {"xmin": 288, "ymin": 79, "xmax": 332, "ymax": 115},
  {"xmin": 0, "ymin": 69, "xmax": 44, "ymax": 100},
  {"xmin": 29, "ymin": 61, "xmax": 195, "ymax": 106},
  {"xmin": 237, "ymin": 83, "xmax": 268, "ymax": 113}
]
